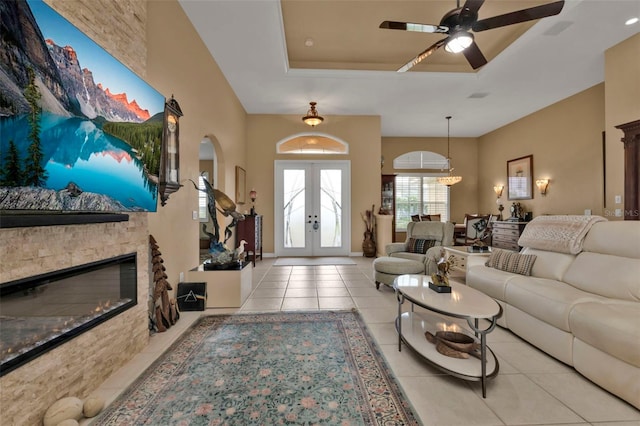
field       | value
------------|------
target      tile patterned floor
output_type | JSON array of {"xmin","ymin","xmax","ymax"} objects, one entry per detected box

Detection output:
[{"xmin": 84, "ymin": 257, "xmax": 640, "ymax": 426}]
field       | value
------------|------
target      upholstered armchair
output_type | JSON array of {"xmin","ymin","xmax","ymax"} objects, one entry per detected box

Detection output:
[{"xmin": 385, "ymin": 221, "xmax": 455, "ymax": 275}]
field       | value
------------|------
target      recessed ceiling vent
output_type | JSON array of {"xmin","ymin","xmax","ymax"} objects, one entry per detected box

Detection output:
[{"xmin": 468, "ymin": 92, "xmax": 489, "ymax": 99}]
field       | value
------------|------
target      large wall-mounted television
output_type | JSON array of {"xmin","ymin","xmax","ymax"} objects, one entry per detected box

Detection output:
[{"xmin": 0, "ymin": 0, "xmax": 166, "ymax": 213}]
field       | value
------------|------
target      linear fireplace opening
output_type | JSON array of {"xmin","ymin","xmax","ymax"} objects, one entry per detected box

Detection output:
[{"xmin": 0, "ymin": 253, "xmax": 137, "ymax": 377}]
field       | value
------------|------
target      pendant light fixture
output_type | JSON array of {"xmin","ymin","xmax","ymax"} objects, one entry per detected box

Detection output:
[
  {"xmin": 302, "ymin": 101, "xmax": 324, "ymax": 127},
  {"xmin": 437, "ymin": 116, "xmax": 462, "ymax": 187}
]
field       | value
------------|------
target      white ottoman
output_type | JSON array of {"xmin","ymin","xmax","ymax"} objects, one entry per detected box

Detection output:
[{"xmin": 373, "ymin": 256, "xmax": 425, "ymax": 289}]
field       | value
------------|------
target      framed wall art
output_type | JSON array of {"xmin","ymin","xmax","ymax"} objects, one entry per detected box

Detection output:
[
  {"xmin": 235, "ymin": 166, "xmax": 246, "ymax": 205},
  {"xmin": 507, "ymin": 155, "xmax": 533, "ymax": 200}
]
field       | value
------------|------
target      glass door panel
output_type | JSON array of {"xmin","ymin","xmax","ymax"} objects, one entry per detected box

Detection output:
[
  {"xmin": 283, "ymin": 169, "xmax": 306, "ymax": 249},
  {"xmin": 319, "ymin": 169, "xmax": 342, "ymax": 248},
  {"xmin": 275, "ymin": 161, "xmax": 350, "ymax": 257}
]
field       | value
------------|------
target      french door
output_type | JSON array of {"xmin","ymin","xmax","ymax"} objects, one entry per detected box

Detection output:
[{"xmin": 274, "ymin": 160, "xmax": 350, "ymax": 257}]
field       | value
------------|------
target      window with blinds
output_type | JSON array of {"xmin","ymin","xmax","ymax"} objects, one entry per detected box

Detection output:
[
  {"xmin": 395, "ymin": 175, "xmax": 449, "ymax": 231},
  {"xmin": 198, "ymin": 172, "xmax": 209, "ymax": 221}
]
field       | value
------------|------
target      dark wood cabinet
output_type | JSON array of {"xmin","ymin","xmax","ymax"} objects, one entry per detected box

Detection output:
[
  {"xmin": 491, "ymin": 221, "xmax": 527, "ymax": 252},
  {"xmin": 236, "ymin": 214, "xmax": 262, "ymax": 266}
]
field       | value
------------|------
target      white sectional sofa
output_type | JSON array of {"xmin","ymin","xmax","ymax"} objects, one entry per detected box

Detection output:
[{"xmin": 466, "ymin": 217, "xmax": 640, "ymax": 409}]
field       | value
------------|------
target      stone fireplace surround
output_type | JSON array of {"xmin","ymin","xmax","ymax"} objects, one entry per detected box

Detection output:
[{"xmin": 0, "ymin": 213, "xmax": 150, "ymax": 425}]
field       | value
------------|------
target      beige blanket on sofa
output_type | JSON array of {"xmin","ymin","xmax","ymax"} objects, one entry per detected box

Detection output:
[{"xmin": 517, "ymin": 215, "xmax": 607, "ymax": 254}]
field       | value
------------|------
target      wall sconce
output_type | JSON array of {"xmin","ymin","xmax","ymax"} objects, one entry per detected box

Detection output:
[
  {"xmin": 249, "ymin": 189, "xmax": 257, "ymax": 215},
  {"xmin": 493, "ymin": 185, "xmax": 504, "ymax": 197},
  {"xmin": 536, "ymin": 179, "xmax": 550, "ymax": 196},
  {"xmin": 159, "ymin": 95, "xmax": 183, "ymax": 206}
]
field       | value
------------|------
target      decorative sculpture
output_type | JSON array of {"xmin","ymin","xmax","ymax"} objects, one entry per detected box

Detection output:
[{"xmin": 190, "ymin": 175, "xmax": 245, "ymax": 268}]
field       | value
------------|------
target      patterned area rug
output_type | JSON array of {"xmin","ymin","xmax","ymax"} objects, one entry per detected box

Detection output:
[{"xmin": 94, "ymin": 311, "xmax": 419, "ymax": 425}]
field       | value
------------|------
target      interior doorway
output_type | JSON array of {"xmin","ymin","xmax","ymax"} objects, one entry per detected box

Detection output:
[{"xmin": 274, "ymin": 160, "xmax": 351, "ymax": 257}]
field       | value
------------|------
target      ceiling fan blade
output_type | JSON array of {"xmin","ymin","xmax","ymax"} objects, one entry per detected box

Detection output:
[
  {"xmin": 462, "ymin": 40, "xmax": 487, "ymax": 70},
  {"xmin": 380, "ymin": 20, "xmax": 448, "ymax": 33},
  {"xmin": 397, "ymin": 38, "xmax": 447, "ymax": 72},
  {"xmin": 472, "ymin": 1, "xmax": 565, "ymax": 32}
]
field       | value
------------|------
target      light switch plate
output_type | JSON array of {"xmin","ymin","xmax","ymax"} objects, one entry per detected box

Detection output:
[
  {"xmin": 615, "ymin": 208, "xmax": 622, "ymax": 217},
  {"xmin": 192, "ymin": 210, "xmax": 198, "ymax": 220},
  {"xmin": 584, "ymin": 209, "xmax": 591, "ymax": 216},
  {"xmin": 615, "ymin": 195, "xmax": 622, "ymax": 204}
]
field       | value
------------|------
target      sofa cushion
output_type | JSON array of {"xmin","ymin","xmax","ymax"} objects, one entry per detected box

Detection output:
[
  {"xmin": 467, "ymin": 265, "xmax": 518, "ymax": 302},
  {"xmin": 505, "ymin": 276, "xmax": 606, "ymax": 331},
  {"xmin": 569, "ymin": 301, "xmax": 640, "ymax": 368},
  {"xmin": 520, "ymin": 247, "xmax": 576, "ymax": 281},
  {"xmin": 563, "ymin": 252, "xmax": 640, "ymax": 301},
  {"xmin": 582, "ymin": 221, "xmax": 640, "ymax": 259},
  {"xmin": 407, "ymin": 238, "xmax": 437, "ymax": 254},
  {"xmin": 390, "ymin": 252, "xmax": 427, "ymax": 264},
  {"xmin": 485, "ymin": 249, "xmax": 537, "ymax": 276}
]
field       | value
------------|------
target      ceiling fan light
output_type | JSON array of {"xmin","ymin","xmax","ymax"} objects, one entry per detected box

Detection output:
[{"xmin": 445, "ymin": 32, "xmax": 473, "ymax": 53}]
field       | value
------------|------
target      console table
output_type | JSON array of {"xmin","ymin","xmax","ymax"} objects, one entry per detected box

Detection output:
[
  {"xmin": 186, "ymin": 261, "xmax": 252, "ymax": 308},
  {"xmin": 236, "ymin": 214, "xmax": 263, "ymax": 265}
]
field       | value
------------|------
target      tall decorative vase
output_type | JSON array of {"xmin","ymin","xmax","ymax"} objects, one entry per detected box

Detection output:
[{"xmin": 362, "ymin": 231, "xmax": 376, "ymax": 257}]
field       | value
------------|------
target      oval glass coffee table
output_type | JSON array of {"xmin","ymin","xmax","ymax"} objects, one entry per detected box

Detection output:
[{"xmin": 393, "ymin": 274, "xmax": 503, "ymax": 397}]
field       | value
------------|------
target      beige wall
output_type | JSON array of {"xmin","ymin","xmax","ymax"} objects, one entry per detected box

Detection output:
[
  {"xmin": 381, "ymin": 136, "xmax": 480, "ymax": 225},
  {"xmin": 146, "ymin": 1, "xmax": 247, "ymax": 280},
  {"xmin": 605, "ymin": 33, "xmax": 640, "ymax": 215},
  {"xmin": 477, "ymin": 84, "xmax": 606, "ymax": 218},
  {"xmin": 246, "ymin": 115, "xmax": 381, "ymax": 254}
]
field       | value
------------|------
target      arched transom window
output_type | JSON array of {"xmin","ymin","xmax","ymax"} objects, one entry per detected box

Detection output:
[{"xmin": 277, "ymin": 133, "xmax": 349, "ymax": 154}]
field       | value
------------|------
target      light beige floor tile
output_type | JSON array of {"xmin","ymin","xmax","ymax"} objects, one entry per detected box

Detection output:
[
  {"xmin": 344, "ymin": 279, "xmax": 377, "ymax": 288},
  {"xmin": 241, "ymin": 297, "xmax": 282, "ymax": 311},
  {"xmin": 288, "ymin": 274, "xmax": 317, "ymax": 281},
  {"xmin": 285, "ymin": 288, "xmax": 317, "ymax": 297},
  {"xmin": 527, "ymin": 372, "xmax": 640, "ymax": 422},
  {"xmin": 348, "ymin": 286, "xmax": 388, "ymax": 297},
  {"xmin": 318, "ymin": 297, "xmax": 355, "ymax": 310},
  {"xmin": 352, "ymin": 296, "xmax": 397, "ymax": 309},
  {"xmin": 251, "ymin": 288, "xmax": 287, "ymax": 298},
  {"xmin": 317, "ymin": 287, "xmax": 351, "ymax": 297},
  {"xmin": 398, "ymin": 375, "xmax": 504, "ymax": 426},
  {"xmin": 592, "ymin": 422, "xmax": 640, "ymax": 426},
  {"xmin": 488, "ymin": 341, "xmax": 573, "ymax": 374},
  {"xmin": 281, "ymin": 297, "xmax": 319, "ymax": 310},
  {"xmin": 316, "ymin": 280, "xmax": 347, "ymax": 288},
  {"xmin": 366, "ymin": 322, "xmax": 399, "ymax": 345},
  {"xmin": 262, "ymin": 274, "xmax": 291, "ymax": 282},
  {"xmin": 313, "ymin": 273, "xmax": 342, "ymax": 279},
  {"xmin": 256, "ymin": 281, "xmax": 288, "ymax": 289},
  {"xmin": 287, "ymin": 281, "xmax": 317, "ymax": 289},
  {"xmin": 378, "ymin": 343, "xmax": 445, "ymax": 377},
  {"xmin": 474, "ymin": 373, "xmax": 584, "ymax": 425},
  {"xmin": 357, "ymin": 306, "xmax": 398, "ymax": 324}
]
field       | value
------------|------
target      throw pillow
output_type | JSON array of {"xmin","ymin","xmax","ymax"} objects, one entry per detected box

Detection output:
[
  {"xmin": 485, "ymin": 249, "xmax": 537, "ymax": 276},
  {"xmin": 407, "ymin": 238, "xmax": 437, "ymax": 254}
]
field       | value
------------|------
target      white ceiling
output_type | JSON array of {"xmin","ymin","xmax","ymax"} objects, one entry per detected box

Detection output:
[{"xmin": 180, "ymin": 0, "xmax": 640, "ymax": 138}]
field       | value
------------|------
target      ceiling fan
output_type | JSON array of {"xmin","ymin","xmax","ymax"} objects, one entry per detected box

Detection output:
[{"xmin": 380, "ymin": 0, "xmax": 565, "ymax": 71}]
